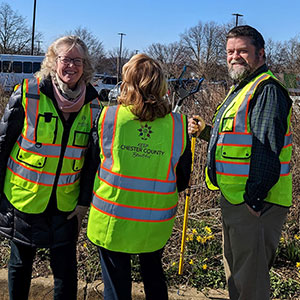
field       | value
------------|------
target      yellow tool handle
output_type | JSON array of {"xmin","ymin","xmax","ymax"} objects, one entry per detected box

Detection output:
[
  {"xmin": 178, "ymin": 136, "xmax": 196, "ymax": 275},
  {"xmin": 178, "ymin": 193, "xmax": 191, "ymax": 275}
]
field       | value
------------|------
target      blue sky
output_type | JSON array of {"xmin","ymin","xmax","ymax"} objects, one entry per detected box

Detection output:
[{"xmin": 6, "ymin": 0, "xmax": 300, "ymax": 53}]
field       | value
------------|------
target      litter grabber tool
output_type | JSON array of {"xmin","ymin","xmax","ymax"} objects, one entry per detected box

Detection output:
[
  {"xmin": 178, "ymin": 129, "xmax": 197, "ymax": 275},
  {"xmin": 172, "ymin": 78, "xmax": 204, "ymax": 113},
  {"xmin": 168, "ymin": 66, "xmax": 204, "ymax": 113},
  {"xmin": 169, "ymin": 68, "xmax": 204, "ymax": 274}
]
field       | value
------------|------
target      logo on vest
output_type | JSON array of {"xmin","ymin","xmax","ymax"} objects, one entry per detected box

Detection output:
[
  {"xmin": 137, "ymin": 124, "xmax": 153, "ymax": 140},
  {"xmin": 78, "ymin": 116, "xmax": 89, "ymax": 129}
]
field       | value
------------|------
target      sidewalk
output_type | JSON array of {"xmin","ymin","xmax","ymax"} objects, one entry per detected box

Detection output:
[{"xmin": 0, "ymin": 269, "xmax": 229, "ymax": 300}]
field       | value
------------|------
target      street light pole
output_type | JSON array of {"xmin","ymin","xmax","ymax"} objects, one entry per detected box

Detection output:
[
  {"xmin": 232, "ymin": 13, "xmax": 243, "ymax": 26},
  {"xmin": 117, "ymin": 32, "xmax": 126, "ymax": 83},
  {"xmin": 31, "ymin": 0, "xmax": 37, "ymax": 55},
  {"xmin": 36, "ymin": 40, "xmax": 41, "ymax": 55}
]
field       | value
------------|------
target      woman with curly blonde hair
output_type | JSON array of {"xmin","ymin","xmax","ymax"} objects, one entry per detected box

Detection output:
[
  {"xmin": 85, "ymin": 53, "xmax": 192, "ymax": 300},
  {"xmin": 0, "ymin": 35, "xmax": 101, "ymax": 299},
  {"xmin": 36, "ymin": 35, "xmax": 94, "ymax": 84}
]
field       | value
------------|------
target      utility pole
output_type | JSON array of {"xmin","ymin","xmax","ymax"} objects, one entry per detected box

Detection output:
[
  {"xmin": 117, "ymin": 32, "xmax": 126, "ymax": 83},
  {"xmin": 232, "ymin": 13, "xmax": 243, "ymax": 26},
  {"xmin": 31, "ymin": 0, "xmax": 37, "ymax": 55},
  {"xmin": 36, "ymin": 40, "xmax": 41, "ymax": 55}
]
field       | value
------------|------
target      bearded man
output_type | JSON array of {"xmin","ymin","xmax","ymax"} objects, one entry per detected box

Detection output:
[{"xmin": 188, "ymin": 25, "xmax": 293, "ymax": 300}]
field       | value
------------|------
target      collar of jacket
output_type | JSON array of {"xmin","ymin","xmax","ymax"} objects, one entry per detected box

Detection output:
[{"xmin": 38, "ymin": 76, "xmax": 99, "ymax": 105}]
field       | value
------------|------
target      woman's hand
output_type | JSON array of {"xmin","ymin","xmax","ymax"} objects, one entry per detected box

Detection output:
[
  {"xmin": 67, "ymin": 205, "xmax": 89, "ymax": 233},
  {"xmin": 188, "ymin": 115, "xmax": 206, "ymax": 137}
]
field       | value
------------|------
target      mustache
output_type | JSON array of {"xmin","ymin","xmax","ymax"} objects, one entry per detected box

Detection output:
[{"xmin": 230, "ymin": 59, "xmax": 247, "ymax": 65}]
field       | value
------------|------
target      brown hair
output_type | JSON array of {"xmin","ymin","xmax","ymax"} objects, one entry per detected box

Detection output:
[
  {"xmin": 118, "ymin": 53, "xmax": 171, "ymax": 121},
  {"xmin": 226, "ymin": 25, "xmax": 266, "ymax": 59}
]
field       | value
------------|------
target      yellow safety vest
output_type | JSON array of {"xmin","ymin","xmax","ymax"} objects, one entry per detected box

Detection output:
[
  {"xmin": 206, "ymin": 71, "xmax": 292, "ymax": 207},
  {"xmin": 4, "ymin": 78, "xmax": 101, "ymax": 213},
  {"xmin": 87, "ymin": 105, "xmax": 187, "ymax": 253}
]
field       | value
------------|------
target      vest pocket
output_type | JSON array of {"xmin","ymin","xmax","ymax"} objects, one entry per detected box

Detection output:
[
  {"xmin": 35, "ymin": 113, "xmax": 58, "ymax": 144},
  {"xmin": 73, "ymin": 158, "xmax": 85, "ymax": 172},
  {"xmin": 73, "ymin": 131, "xmax": 89, "ymax": 147},
  {"xmin": 17, "ymin": 148, "xmax": 46, "ymax": 168},
  {"xmin": 221, "ymin": 117, "xmax": 234, "ymax": 132},
  {"xmin": 221, "ymin": 145, "xmax": 251, "ymax": 159},
  {"xmin": 10, "ymin": 174, "xmax": 39, "ymax": 193}
]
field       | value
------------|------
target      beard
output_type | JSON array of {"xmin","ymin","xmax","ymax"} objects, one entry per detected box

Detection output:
[{"xmin": 228, "ymin": 59, "xmax": 253, "ymax": 81}]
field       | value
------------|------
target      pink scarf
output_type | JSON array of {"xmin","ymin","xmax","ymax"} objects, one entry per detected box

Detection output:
[{"xmin": 52, "ymin": 78, "xmax": 86, "ymax": 120}]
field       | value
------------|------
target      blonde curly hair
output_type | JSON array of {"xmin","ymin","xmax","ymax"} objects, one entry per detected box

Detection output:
[
  {"xmin": 35, "ymin": 35, "xmax": 94, "ymax": 84},
  {"xmin": 118, "ymin": 53, "xmax": 170, "ymax": 121}
]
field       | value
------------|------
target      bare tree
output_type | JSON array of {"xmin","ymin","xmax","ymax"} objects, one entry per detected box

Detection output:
[
  {"xmin": 68, "ymin": 26, "xmax": 105, "ymax": 72},
  {"xmin": 284, "ymin": 37, "xmax": 300, "ymax": 73},
  {"xmin": 265, "ymin": 38, "xmax": 287, "ymax": 73},
  {"xmin": 105, "ymin": 47, "xmax": 132, "ymax": 76},
  {"xmin": 180, "ymin": 21, "xmax": 226, "ymax": 80},
  {"xmin": 0, "ymin": 2, "xmax": 32, "ymax": 54},
  {"xmin": 265, "ymin": 37, "xmax": 300, "ymax": 75},
  {"xmin": 265, "ymin": 38, "xmax": 278, "ymax": 71},
  {"xmin": 145, "ymin": 42, "xmax": 187, "ymax": 77}
]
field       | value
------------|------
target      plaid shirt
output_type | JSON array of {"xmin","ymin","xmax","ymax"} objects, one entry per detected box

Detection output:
[{"xmin": 201, "ymin": 64, "xmax": 292, "ymax": 211}]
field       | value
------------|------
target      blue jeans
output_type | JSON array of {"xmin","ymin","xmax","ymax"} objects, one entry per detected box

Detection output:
[
  {"xmin": 8, "ymin": 240, "xmax": 77, "ymax": 300},
  {"xmin": 98, "ymin": 247, "xmax": 168, "ymax": 300}
]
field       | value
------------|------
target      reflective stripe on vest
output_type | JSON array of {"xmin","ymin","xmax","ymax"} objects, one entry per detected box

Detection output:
[
  {"xmin": 98, "ymin": 106, "xmax": 183, "ymax": 194},
  {"xmin": 17, "ymin": 134, "xmax": 84, "ymax": 159},
  {"xmin": 98, "ymin": 168, "xmax": 176, "ymax": 194},
  {"xmin": 24, "ymin": 78, "xmax": 40, "ymax": 141},
  {"xmin": 7, "ymin": 156, "xmax": 80, "ymax": 186},
  {"xmin": 92, "ymin": 192, "xmax": 177, "ymax": 222},
  {"xmin": 216, "ymin": 160, "xmax": 290, "ymax": 177},
  {"xmin": 87, "ymin": 106, "xmax": 186, "ymax": 253},
  {"xmin": 8, "ymin": 80, "xmax": 100, "ymax": 182},
  {"xmin": 217, "ymin": 132, "xmax": 292, "ymax": 148},
  {"xmin": 23, "ymin": 83, "xmax": 100, "ymax": 151},
  {"xmin": 207, "ymin": 71, "xmax": 292, "ymax": 206},
  {"xmin": 215, "ymin": 73, "xmax": 292, "ymax": 178},
  {"xmin": 216, "ymin": 132, "xmax": 292, "ymax": 176},
  {"xmin": 89, "ymin": 98, "xmax": 101, "ymax": 127},
  {"xmin": 4, "ymin": 78, "xmax": 101, "ymax": 213},
  {"xmin": 234, "ymin": 74, "xmax": 270, "ymax": 132},
  {"xmin": 100, "ymin": 105, "xmax": 118, "ymax": 170}
]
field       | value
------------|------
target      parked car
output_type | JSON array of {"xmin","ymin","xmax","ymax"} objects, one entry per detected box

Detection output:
[
  {"xmin": 108, "ymin": 81, "xmax": 122, "ymax": 105},
  {"xmin": 92, "ymin": 74, "xmax": 118, "ymax": 102}
]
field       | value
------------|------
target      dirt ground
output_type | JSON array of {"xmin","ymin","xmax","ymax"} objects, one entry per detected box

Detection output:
[{"xmin": 0, "ymin": 268, "xmax": 229, "ymax": 300}]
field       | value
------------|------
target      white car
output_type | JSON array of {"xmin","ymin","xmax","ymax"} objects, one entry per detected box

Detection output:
[
  {"xmin": 92, "ymin": 75, "xmax": 118, "ymax": 102},
  {"xmin": 108, "ymin": 82, "xmax": 122, "ymax": 105}
]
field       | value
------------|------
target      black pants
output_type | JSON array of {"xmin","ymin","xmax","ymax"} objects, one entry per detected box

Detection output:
[
  {"xmin": 98, "ymin": 247, "xmax": 168, "ymax": 300},
  {"xmin": 8, "ymin": 240, "xmax": 77, "ymax": 300}
]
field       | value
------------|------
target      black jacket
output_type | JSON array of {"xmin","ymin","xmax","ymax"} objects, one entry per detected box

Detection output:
[{"xmin": 0, "ymin": 77, "xmax": 100, "ymax": 248}]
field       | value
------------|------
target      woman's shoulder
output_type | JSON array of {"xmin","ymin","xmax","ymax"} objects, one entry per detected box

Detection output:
[
  {"xmin": 85, "ymin": 83, "xmax": 99, "ymax": 103},
  {"xmin": 38, "ymin": 76, "xmax": 53, "ymax": 95}
]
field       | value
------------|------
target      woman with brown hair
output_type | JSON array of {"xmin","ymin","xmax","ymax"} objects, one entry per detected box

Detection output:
[{"xmin": 85, "ymin": 53, "xmax": 192, "ymax": 299}]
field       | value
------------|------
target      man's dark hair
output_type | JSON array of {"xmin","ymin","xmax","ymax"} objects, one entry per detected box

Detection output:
[{"xmin": 226, "ymin": 25, "xmax": 265, "ymax": 51}]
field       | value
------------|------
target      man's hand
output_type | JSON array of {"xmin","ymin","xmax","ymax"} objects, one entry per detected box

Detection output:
[
  {"xmin": 188, "ymin": 115, "xmax": 206, "ymax": 137},
  {"xmin": 246, "ymin": 204, "xmax": 261, "ymax": 217},
  {"xmin": 67, "ymin": 205, "xmax": 89, "ymax": 233}
]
